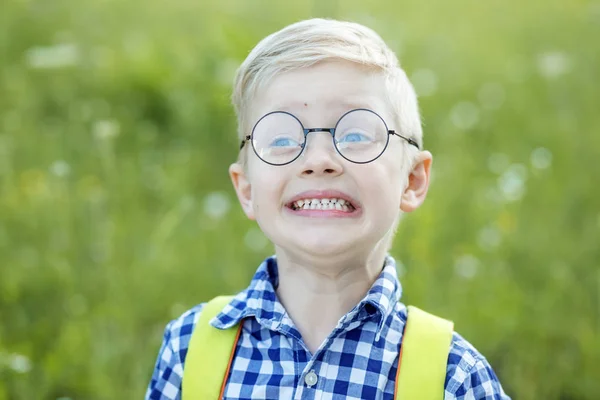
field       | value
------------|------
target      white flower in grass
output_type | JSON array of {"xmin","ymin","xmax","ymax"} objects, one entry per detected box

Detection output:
[
  {"xmin": 26, "ymin": 44, "xmax": 79, "ymax": 69},
  {"xmin": 498, "ymin": 164, "xmax": 527, "ymax": 202},
  {"xmin": 9, "ymin": 353, "xmax": 32, "ymax": 373},
  {"xmin": 477, "ymin": 226, "xmax": 501, "ymax": 251},
  {"xmin": 530, "ymin": 147, "xmax": 552, "ymax": 170},
  {"xmin": 203, "ymin": 191, "xmax": 231, "ymax": 220},
  {"xmin": 50, "ymin": 160, "xmax": 71, "ymax": 177},
  {"xmin": 93, "ymin": 119, "xmax": 120, "ymax": 140},
  {"xmin": 450, "ymin": 102, "xmax": 480, "ymax": 130},
  {"xmin": 454, "ymin": 254, "xmax": 480, "ymax": 280},
  {"xmin": 537, "ymin": 51, "xmax": 572, "ymax": 79}
]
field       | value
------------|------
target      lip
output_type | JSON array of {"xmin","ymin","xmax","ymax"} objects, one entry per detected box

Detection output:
[{"xmin": 284, "ymin": 189, "xmax": 362, "ymax": 218}]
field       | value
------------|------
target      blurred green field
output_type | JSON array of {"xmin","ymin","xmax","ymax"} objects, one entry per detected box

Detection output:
[{"xmin": 1, "ymin": 0, "xmax": 599, "ymax": 398}]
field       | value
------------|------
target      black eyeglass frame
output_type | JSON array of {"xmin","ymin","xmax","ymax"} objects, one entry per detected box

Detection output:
[{"xmin": 239, "ymin": 108, "xmax": 420, "ymax": 166}]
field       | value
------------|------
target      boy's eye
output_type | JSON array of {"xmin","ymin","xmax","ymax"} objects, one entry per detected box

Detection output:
[
  {"xmin": 337, "ymin": 132, "xmax": 372, "ymax": 143},
  {"xmin": 269, "ymin": 137, "xmax": 301, "ymax": 147}
]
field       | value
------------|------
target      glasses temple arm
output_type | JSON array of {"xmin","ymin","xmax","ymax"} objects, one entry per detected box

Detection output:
[
  {"xmin": 240, "ymin": 135, "xmax": 251, "ymax": 150},
  {"xmin": 389, "ymin": 130, "xmax": 420, "ymax": 150}
]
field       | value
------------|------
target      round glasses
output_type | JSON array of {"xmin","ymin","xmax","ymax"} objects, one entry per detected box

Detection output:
[{"xmin": 239, "ymin": 108, "xmax": 419, "ymax": 166}]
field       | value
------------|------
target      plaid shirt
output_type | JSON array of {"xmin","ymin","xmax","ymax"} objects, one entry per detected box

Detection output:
[{"xmin": 146, "ymin": 255, "xmax": 510, "ymax": 399}]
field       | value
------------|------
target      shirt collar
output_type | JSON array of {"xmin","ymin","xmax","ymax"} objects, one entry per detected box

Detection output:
[{"xmin": 211, "ymin": 254, "xmax": 403, "ymax": 340}]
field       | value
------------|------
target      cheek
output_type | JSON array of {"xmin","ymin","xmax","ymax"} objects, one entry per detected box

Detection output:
[
  {"xmin": 358, "ymin": 162, "xmax": 406, "ymax": 220},
  {"xmin": 249, "ymin": 166, "xmax": 286, "ymax": 216},
  {"xmin": 363, "ymin": 158, "xmax": 406, "ymax": 195},
  {"xmin": 382, "ymin": 149, "xmax": 410, "ymax": 196}
]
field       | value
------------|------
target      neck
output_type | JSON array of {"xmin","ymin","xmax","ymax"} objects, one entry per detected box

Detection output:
[{"xmin": 274, "ymin": 247, "xmax": 387, "ymax": 355}]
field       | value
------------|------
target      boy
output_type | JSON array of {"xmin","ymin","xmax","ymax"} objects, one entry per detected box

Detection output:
[{"xmin": 146, "ymin": 18, "xmax": 510, "ymax": 399}]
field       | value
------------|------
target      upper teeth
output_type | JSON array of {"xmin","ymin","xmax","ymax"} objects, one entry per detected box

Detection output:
[{"xmin": 291, "ymin": 198, "xmax": 354, "ymax": 211}]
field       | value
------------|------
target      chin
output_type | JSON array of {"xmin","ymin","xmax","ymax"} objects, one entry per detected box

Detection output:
[{"xmin": 291, "ymin": 236, "xmax": 358, "ymax": 257}]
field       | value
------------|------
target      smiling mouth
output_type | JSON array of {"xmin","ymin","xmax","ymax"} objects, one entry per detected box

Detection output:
[{"xmin": 287, "ymin": 198, "xmax": 356, "ymax": 212}]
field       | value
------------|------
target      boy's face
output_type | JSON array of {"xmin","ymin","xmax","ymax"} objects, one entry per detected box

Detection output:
[{"xmin": 230, "ymin": 60, "xmax": 432, "ymax": 259}]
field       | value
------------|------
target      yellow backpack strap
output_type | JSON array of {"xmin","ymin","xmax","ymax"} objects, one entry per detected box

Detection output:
[
  {"xmin": 395, "ymin": 305, "xmax": 454, "ymax": 399},
  {"xmin": 182, "ymin": 295, "xmax": 241, "ymax": 400}
]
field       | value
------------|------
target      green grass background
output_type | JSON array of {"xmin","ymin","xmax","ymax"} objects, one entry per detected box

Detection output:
[{"xmin": 1, "ymin": 0, "xmax": 599, "ymax": 398}]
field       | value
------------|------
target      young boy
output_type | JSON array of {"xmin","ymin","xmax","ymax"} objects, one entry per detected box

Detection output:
[{"xmin": 146, "ymin": 18, "xmax": 510, "ymax": 399}]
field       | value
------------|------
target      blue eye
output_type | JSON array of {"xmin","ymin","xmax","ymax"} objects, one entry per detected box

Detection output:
[
  {"xmin": 270, "ymin": 137, "xmax": 300, "ymax": 147},
  {"xmin": 338, "ymin": 132, "xmax": 371, "ymax": 143}
]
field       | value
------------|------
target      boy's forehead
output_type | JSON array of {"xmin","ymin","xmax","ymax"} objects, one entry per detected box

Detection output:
[
  {"xmin": 270, "ymin": 98, "xmax": 383, "ymax": 114},
  {"xmin": 250, "ymin": 61, "xmax": 392, "ymax": 123}
]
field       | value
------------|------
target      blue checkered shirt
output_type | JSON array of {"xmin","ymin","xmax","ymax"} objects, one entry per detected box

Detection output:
[{"xmin": 146, "ymin": 255, "xmax": 510, "ymax": 399}]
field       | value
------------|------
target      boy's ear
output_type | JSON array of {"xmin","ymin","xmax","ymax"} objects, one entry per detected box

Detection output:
[
  {"xmin": 400, "ymin": 151, "xmax": 433, "ymax": 213},
  {"xmin": 229, "ymin": 162, "xmax": 255, "ymax": 220}
]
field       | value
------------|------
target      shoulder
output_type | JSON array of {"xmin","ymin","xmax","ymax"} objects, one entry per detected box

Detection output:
[
  {"xmin": 396, "ymin": 305, "xmax": 509, "ymax": 399},
  {"xmin": 160, "ymin": 293, "xmax": 246, "ymax": 363},
  {"xmin": 163, "ymin": 303, "xmax": 206, "ymax": 365},
  {"xmin": 447, "ymin": 331, "xmax": 486, "ymax": 376},
  {"xmin": 444, "ymin": 332, "xmax": 511, "ymax": 399},
  {"xmin": 145, "ymin": 303, "xmax": 206, "ymax": 400}
]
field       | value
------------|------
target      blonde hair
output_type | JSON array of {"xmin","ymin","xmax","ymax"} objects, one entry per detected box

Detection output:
[{"xmin": 231, "ymin": 18, "xmax": 423, "ymax": 165}]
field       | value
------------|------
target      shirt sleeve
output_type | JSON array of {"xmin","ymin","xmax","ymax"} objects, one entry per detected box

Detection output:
[
  {"xmin": 447, "ymin": 357, "xmax": 511, "ymax": 399},
  {"xmin": 145, "ymin": 320, "xmax": 184, "ymax": 400},
  {"xmin": 444, "ymin": 333, "xmax": 511, "ymax": 400}
]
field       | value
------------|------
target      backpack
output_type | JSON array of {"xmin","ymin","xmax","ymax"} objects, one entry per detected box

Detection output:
[{"xmin": 182, "ymin": 296, "xmax": 453, "ymax": 399}]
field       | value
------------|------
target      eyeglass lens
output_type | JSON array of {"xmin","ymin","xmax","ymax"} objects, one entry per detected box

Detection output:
[{"xmin": 251, "ymin": 109, "xmax": 389, "ymax": 165}]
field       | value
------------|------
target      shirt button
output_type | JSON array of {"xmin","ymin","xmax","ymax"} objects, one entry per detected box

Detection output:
[{"xmin": 304, "ymin": 370, "xmax": 318, "ymax": 387}]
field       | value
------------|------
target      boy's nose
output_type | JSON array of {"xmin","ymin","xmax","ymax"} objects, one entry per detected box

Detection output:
[{"xmin": 299, "ymin": 131, "xmax": 343, "ymax": 176}]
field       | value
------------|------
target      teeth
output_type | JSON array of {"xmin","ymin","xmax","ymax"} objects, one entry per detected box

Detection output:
[{"xmin": 291, "ymin": 197, "xmax": 355, "ymax": 211}]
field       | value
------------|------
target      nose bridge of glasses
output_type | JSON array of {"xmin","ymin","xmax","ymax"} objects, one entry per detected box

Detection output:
[
  {"xmin": 302, "ymin": 127, "xmax": 336, "ymax": 148},
  {"xmin": 304, "ymin": 127, "xmax": 335, "ymax": 137}
]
